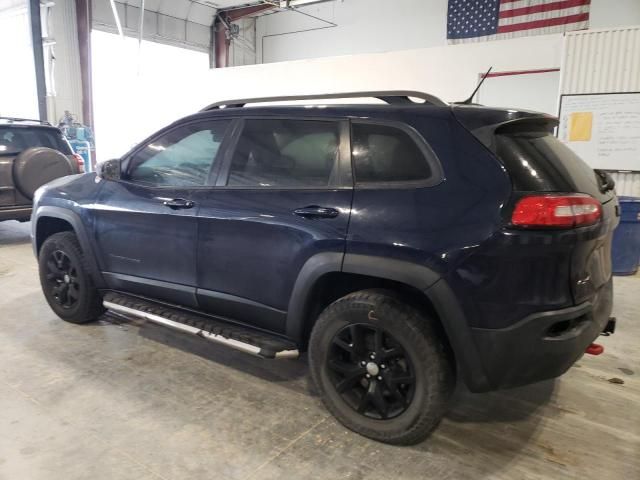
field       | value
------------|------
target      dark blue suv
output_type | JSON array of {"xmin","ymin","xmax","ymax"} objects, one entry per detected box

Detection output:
[{"xmin": 32, "ymin": 91, "xmax": 618, "ymax": 445}]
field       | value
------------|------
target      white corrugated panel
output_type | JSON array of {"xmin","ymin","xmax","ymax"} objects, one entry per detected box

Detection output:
[
  {"xmin": 611, "ymin": 172, "xmax": 640, "ymax": 198},
  {"xmin": 562, "ymin": 27, "xmax": 640, "ymax": 94},
  {"xmin": 561, "ymin": 26, "xmax": 640, "ymax": 197},
  {"xmin": 49, "ymin": 0, "xmax": 83, "ymax": 123}
]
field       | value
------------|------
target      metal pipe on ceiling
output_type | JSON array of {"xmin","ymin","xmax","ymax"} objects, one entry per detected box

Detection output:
[
  {"xmin": 137, "ymin": 0, "xmax": 145, "ymax": 73},
  {"xmin": 109, "ymin": 0, "xmax": 124, "ymax": 37},
  {"xmin": 137, "ymin": 0, "xmax": 145, "ymax": 46}
]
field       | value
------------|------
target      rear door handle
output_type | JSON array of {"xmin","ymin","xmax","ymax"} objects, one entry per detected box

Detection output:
[
  {"xmin": 293, "ymin": 206, "xmax": 339, "ymax": 219},
  {"xmin": 162, "ymin": 198, "xmax": 195, "ymax": 210}
]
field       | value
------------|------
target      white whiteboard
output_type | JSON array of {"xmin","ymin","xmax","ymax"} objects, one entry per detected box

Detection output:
[
  {"xmin": 476, "ymin": 70, "xmax": 560, "ymax": 116},
  {"xmin": 558, "ymin": 93, "xmax": 640, "ymax": 171}
]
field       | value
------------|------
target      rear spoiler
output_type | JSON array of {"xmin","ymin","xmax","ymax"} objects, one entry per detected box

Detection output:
[{"xmin": 451, "ymin": 105, "xmax": 558, "ymax": 151}]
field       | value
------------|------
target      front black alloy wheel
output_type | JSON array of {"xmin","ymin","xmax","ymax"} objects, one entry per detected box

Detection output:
[
  {"xmin": 44, "ymin": 250, "xmax": 81, "ymax": 309},
  {"xmin": 38, "ymin": 231, "xmax": 104, "ymax": 324},
  {"xmin": 328, "ymin": 323, "xmax": 415, "ymax": 420},
  {"xmin": 309, "ymin": 289, "xmax": 454, "ymax": 445}
]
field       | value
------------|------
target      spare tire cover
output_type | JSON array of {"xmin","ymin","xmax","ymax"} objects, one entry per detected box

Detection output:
[{"xmin": 13, "ymin": 147, "xmax": 74, "ymax": 200}]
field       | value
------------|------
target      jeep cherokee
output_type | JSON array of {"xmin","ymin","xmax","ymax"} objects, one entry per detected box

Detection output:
[{"xmin": 32, "ymin": 91, "xmax": 618, "ymax": 445}]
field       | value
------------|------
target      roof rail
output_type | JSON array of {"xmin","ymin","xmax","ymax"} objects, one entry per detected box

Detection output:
[
  {"xmin": 200, "ymin": 91, "xmax": 447, "ymax": 111},
  {"xmin": 0, "ymin": 116, "xmax": 52, "ymax": 126}
]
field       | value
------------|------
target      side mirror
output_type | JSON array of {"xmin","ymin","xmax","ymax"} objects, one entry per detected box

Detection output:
[{"xmin": 96, "ymin": 158, "xmax": 121, "ymax": 181}]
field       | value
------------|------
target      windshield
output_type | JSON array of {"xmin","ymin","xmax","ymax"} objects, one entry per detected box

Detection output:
[{"xmin": 0, "ymin": 126, "xmax": 72, "ymax": 155}]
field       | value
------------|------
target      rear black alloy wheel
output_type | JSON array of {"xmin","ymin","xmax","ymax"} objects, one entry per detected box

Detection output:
[
  {"xmin": 309, "ymin": 289, "xmax": 454, "ymax": 445},
  {"xmin": 328, "ymin": 323, "xmax": 415, "ymax": 420},
  {"xmin": 38, "ymin": 231, "xmax": 104, "ymax": 324},
  {"xmin": 45, "ymin": 250, "xmax": 81, "ymax": 309}
]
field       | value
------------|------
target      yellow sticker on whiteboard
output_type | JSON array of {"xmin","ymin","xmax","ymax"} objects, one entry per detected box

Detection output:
[{"xmin": 568, "ymin": 112, "xmax": 593, "ymax": 142}]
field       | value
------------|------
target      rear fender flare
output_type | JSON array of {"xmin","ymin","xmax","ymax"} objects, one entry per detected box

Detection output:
[{"xmin": 287, "ymin": 252, "xmax": 491, "ymax": 392}]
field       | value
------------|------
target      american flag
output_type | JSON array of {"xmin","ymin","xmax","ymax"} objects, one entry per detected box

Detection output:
[{"xmin": 447, "ymin": 0, "xmax": 591, "ymax": 43}]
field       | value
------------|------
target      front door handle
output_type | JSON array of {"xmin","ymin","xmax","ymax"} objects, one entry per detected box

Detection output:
[
  {"xmin": 162, "ymin": 198, "xmax": 195, "ymax": 210},
  {"xmin": 293, "ymin": 206, "xmax": 339, "ymax": 219}
]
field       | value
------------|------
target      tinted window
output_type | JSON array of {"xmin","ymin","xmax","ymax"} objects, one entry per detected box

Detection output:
[
  {"xmin": 496, "ymin": 131, "xmax": 612, "ymax": 202},
  {"xmin": 351, "ymin": 123, "xmax": 432, "ymax": 183},
  {"xmin": 227, "ymin": 119, "xmax": 340, "ymax": 188},
  {"xmin": 128, "ymin": 120, "xmax": 230, "ymax": 187},
  {"xmin": 0, "ymin": 126, "xmax": 71, "ymax": 155}
]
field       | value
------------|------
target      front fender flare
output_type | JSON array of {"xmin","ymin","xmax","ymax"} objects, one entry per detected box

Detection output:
[{"xmin": 32, "ymin": 206, "xmax": 105, "ymax": 289}]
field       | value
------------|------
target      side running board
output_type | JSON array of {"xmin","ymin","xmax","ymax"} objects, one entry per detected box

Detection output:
[{"xmin": 102, "ymin": 292, "xmax": 299, "ymax": 359}]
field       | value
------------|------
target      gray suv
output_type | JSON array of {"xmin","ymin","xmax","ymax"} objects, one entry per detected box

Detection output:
[{"xmin": 0, "ymin": 117, "xmax": 82, "ymax": 222}]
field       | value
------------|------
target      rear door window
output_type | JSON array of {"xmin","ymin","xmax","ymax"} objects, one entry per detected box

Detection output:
[
  {"xmin": 226, "ymin": 119, "xmax": 341, "ymax": 188},
  {"xmin": 351, "ymin": 123, "xmax": 436, "ymax": 184}
]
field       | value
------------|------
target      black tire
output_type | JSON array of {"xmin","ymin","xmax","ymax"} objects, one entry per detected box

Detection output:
[
  {"xmin": 13, "ymin": 147, "xmax": 74, "ymax": 200},
  {"xmin": 309, "ymin": 289, "xmax": 454, "ymax": 445},
  {"xmin": 38, "ymin": 231, "xmax": 104, "ymax": 324}
]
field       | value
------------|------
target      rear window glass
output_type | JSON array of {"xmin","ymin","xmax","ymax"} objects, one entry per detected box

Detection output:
[
  {"xmin": 351, "ymin": 123, "xmax": 433, "ymax": 184},
  {"xmin": 0, "ymin": 126, "xmax": 71, "ymax": 155},
  {"xmin": 496, "ymin": 131, "xmax": 604, "ymax": 195}
]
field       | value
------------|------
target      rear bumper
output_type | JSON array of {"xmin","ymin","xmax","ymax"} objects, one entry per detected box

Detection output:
[
  {"xmin": 470, "ymin": 279, "xmax": 613, "ymax": 390},
  {"xmin": 0, "ymin": 205, "xmax": 31, "ymax": 222}
]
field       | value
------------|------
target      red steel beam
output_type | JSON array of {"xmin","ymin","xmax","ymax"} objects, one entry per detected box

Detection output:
[{"xmin": 226, "ymin": 3, "xmax": 274, "ymax": 22}]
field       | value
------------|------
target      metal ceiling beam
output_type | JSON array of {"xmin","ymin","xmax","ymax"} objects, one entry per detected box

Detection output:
[
  {"xmin": 75, "ymin": 0, "xmax": 95, "ymax": 162},
  {"xmin": 28, "ymin": 0, "xmax": 47, "ymax": 121}
]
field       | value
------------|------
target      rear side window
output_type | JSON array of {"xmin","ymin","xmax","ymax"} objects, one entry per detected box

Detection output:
[
  {"xmin": 227, "ymin": 119, "xmax": 340, "ymax": 188},
  {"xmin": 0, "ymin": 127, "xmax": 71, "ymax": 155},
  {"xmin": 351, "ymin": 123, "xmax": 433, "ymax": 184}
]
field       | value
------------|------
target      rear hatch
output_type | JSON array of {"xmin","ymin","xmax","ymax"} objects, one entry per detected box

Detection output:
[
  {"xmin": 0, "ymin": 124, "xmax": 74, "ymax": 206},
  {"xmin": 453, "ymin": 105, "xmax": 619, "ymax": 305}
]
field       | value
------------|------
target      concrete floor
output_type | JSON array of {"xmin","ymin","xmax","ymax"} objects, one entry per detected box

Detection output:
[{"xmin": 0, "ymin": 220, "xmax": 638, "ymax": 480}]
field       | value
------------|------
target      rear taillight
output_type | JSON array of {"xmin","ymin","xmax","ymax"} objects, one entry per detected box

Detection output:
[
  {"xmin": 511, "ymin": 194, "xmax": 602, "ymax": 228},
  {"xmin": 72, "ymin": 153, "xmax": 85, "ymax": 173}
]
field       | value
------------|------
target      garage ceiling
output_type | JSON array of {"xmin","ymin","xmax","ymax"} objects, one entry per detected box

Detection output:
[
  {"xmin": 114, "ymin": 1, "xmax": 271, "ymax": 26},
  {"xmin": 92, "ymin": 0, "xmax": 276, "ymax": 51}
]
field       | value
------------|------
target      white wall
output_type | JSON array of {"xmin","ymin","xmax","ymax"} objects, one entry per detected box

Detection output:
[
  {"xmin": 589, "ymin": 0, "xmax": 640, "ymax": 29},
  {"xmin": 256, "ymin": 0, "xmax": 640, "ymax": 64},
  {"xmin": 200, "ymin": 33, "xmax": 563, "ymax": 106},
  {"xmin": 257, "ymin": 0, "xmax": 447, "ymax": 63},
  {"xmin": 91, "ymin": 28, "xmax": 565, "ymax": 160}
]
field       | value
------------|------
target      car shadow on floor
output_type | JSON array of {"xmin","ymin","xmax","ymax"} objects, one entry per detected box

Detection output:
[
  {"xmin": 130, "ymin": 312, "xmax": 554, "ymax": 469},
  {"xmin": 109, "ymin": 312, "xmax": 556, "ymax": 429},
  {"xmin": 103, "ymin": 312, "xmax": 314, "ymax": 396}
]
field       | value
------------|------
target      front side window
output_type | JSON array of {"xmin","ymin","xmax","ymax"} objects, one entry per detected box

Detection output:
[
  {"xmin": 227, "ymin": 119, "xmax": 340, "ymax": 188},
  {"xmin": 127, "ymin": 120, "xmax": 230, "ymax": 187},
  {"xmin": 352, "ymin": 123, "xmax": 433, "ymax": 184}
]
